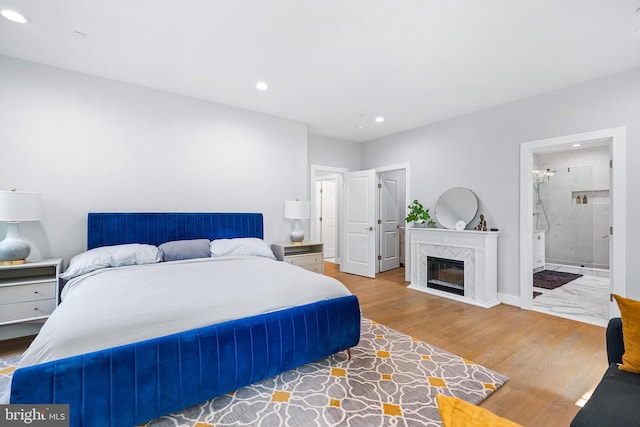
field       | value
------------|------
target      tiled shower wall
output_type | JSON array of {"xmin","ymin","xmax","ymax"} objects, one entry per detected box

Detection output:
[{"xmin": 534, "ymin": 147, "xmax": 610, "ymax": 269}]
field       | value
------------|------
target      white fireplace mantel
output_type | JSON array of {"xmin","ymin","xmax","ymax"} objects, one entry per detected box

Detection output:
[{"xmin": 407, "ymin": 228, "xmax": 500, "ymax": 308}]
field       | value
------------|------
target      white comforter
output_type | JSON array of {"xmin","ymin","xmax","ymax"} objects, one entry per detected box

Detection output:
[{"xmin": 18, "ymin": 256, "xmax": 352, "ymax": 369}]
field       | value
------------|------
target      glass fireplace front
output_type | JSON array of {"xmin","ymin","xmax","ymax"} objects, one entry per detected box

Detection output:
[{"xmin": 427, "ymin": 256, "xmax": 464, "ymax": 296}]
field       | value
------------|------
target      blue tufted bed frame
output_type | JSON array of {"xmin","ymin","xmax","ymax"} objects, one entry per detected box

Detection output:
[{"xmin": 10, "ymin": 213, "xmax": 361, "ymax": 426}]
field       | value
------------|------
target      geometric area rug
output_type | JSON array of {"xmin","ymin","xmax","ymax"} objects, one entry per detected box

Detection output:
[{"xmin": 0, "ymin": 318, "xmax": 508, "ymax": 427}]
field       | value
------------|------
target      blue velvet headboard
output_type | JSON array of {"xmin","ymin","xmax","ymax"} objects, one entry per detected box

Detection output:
[{"xmin": 87, "ymin": 213, "xmax": 264, "ymax": 250}]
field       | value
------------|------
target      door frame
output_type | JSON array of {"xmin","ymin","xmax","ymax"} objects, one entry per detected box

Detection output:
[
  {"xmin": 519, "ymin": 127, "xmax": 626, "ymax": 314},
  {"xmin": 310, "ymin": 165, "xmax": 347, "ymax": 264}
]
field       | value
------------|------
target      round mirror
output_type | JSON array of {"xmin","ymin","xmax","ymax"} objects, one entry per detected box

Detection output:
[{"xmin": 435, "ymin": 187, "xmax": 478, "ymax": 229}]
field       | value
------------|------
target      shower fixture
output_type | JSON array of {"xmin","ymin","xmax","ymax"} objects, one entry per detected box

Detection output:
[
  {"xmin": 532, "ymin": 168, "xmax": 553, "ymax": 232},
  {"xmin": 532, "ymin": 168, "xmax": 556, "ymax": 184}
]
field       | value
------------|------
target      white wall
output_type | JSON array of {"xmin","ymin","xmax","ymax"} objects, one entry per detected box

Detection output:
[
  {"xmin": 0, "ymin": 56, "xmax": 308, "ymax": 262},
  {"xmin": 3, "ymin": 54, "xmax": 639, "ymax": 302},
  {"xmin": 362, "ymin": 66, "xmax": 640, "ymax": 301},
  {"xmin": 308, "ymin": 134, "xmax": 362, "ymax": 171}
]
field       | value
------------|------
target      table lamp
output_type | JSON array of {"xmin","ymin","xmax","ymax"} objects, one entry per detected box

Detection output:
[
  {"xmin": 284, "ymin": 200, "xmax": 310, "ymax": 245},
  {"xmin": 0, "ymin": 190, "xmax": 42, "ymax": 265}
]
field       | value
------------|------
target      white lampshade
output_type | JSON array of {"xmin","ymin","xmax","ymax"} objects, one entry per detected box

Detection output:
[
  {"xmin": 284, "ymin": 200, "xmax": 310, "ymax": 220},
  {"xmin": 0, "ymin": 191, "xmax": 43, "ymax": 221}
]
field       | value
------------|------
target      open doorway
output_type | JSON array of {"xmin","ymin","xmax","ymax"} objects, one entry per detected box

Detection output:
[
  {"xmin": 340, "ymin": 164, "xmax": 409, "ymax": 278},
  {"xmin": 531, "ymin": 145, "xmax": 610, "ymax": 326},
  {"xmin": 519, "ymin": 127, "xmax": 626, "ymax": 325},
  {"xmin": 310, "ymin": 165, "xmax": 347, "ymax": 265},
  {"xmin": 315, "ymin": 177, "xmax": 337, "ymax": 262},
  {"xmin": 310, "ymin": 164, "xmax": 409, "ymax": 277}
]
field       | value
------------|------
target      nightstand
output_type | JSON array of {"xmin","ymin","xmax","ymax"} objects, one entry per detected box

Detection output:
[
  {"xmin": 271, "ymin": 242, "xmax": 324, "ymax": 274},
  {"xmin": 0, "ymin": 258, "xmax": 62, "ymax": 326}
]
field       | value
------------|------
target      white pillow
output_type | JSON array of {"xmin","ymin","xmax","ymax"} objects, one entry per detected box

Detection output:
[
  {"xmin": 210, "ymin": 238, "xmax": 275, "ymax": 260},
  {"xmin": 60, "ymin": 243, "xmax": 162, "ymax": 280}
]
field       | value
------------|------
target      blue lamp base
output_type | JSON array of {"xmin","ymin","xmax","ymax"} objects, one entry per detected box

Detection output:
[{"xmin": 0, "ymin": 222, "xmax": 31, "ymax": 265}]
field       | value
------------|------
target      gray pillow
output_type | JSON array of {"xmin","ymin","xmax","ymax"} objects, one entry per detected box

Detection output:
[{"xmin": 159, "ymin": 239, "xmax": 211, "ymax": 262}]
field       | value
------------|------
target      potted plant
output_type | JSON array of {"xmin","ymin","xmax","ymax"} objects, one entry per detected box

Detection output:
[{"xmin": 405, "ymin": 199, "xmax": 436, "ymax": 228}]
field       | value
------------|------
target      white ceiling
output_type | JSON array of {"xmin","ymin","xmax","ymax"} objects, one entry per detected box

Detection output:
[{"xmin": 1, "ymin": 1, "xmax": 639, "ymax": 142}]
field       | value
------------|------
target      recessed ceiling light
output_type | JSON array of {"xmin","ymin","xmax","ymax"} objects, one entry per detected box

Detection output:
[
  {"xmin": 375, "ymin": 116, "xmax": 384, "ymax": 123},
  {"xmin": 572, "ymin": 143, "xmax": 582, "ymax": 148},
  {"xmin": 256, "ymin": 81, "xmax": 269, "ymax": 91},
  {"xmin": 1, "ymin": 9, "xmax": 29, "ymax": 24}
]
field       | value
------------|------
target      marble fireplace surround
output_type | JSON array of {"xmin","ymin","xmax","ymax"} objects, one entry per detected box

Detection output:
[{"xmin": 408, "ymin": 228, "xmax": 500, "ymax": 308}]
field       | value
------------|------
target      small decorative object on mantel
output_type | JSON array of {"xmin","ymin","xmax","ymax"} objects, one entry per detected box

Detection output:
[
  {"xmin": 473, "ymin": 214, "xmax": 488, "ymax": 231},
  {"xmin": 405, "ymin": 199, "xmax": 436, "ymax": 228}
]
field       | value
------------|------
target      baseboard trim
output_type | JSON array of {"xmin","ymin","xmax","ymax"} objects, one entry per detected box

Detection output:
[{"xmin": 498, "ymin": 292, "xmax": 521, "ymax": 307}]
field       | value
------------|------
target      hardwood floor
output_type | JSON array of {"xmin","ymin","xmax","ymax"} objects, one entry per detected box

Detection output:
[
  {"xmin": 0, "ymin": 335, "xmax": 34, "ymax": 359},
  {"xmin": 325, "ymin": 262, "xmax": 607, "ymax": 427},
  {"xmin": 0, "ymin": 262, "xmax": 607, "ymax": 426}
]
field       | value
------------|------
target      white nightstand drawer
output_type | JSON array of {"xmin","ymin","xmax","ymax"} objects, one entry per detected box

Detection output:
[
  {"xmin": 0, "ymin": 258, "xmax": 62, "ymax": 335},
  {"xmin": 0, "ymin": 299, "xmax": 56, "ymax": 323},
  {"xmin": 0, "ymin": 281, "xmax": 56, "ymax": 304},
  {"xmin": 285, "ymin": 254, "xmax": 323, "ymax": 266},
  {"xmin": 300, "ymin": 264, "xmax": 323, "ymax": 273},
  {"xmin": 272, "ymin": 243, "xmax": 324, "ymax": 275}
]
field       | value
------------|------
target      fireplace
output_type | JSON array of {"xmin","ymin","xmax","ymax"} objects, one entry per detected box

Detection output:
[
  {"xmin": 427, "ymin": 257, "xmax": 464, "ymax": 296},
  {"xmin": 408, "ymin": 228, "xmax": 500, "ymax": 308}
]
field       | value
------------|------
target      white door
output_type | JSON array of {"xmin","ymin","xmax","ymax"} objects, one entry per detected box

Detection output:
[
  {"xmin": 318, "ymin": 179, "xmax": 337, "ymax": 259},
  {"xmin": 379, "ymin": 171, "xmax": 401, "ymax": 272},
  {"xmin": 341, "ymin": 169, "xmax": 376, "ymax": 278}
]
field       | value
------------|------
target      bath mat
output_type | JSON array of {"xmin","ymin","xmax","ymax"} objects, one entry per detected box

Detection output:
[{"xmin": 533, "ymin": 270, "xmax": 583, "ymax": 290}]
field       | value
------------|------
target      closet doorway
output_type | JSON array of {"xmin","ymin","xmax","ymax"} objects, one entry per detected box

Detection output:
[
  {"xmin": 310, "ymin": 165, "xmax": 347, "ymax": 265},
  {"xmin": 315, "ymin": 177, "xmax": 337, "ymax": 261}
]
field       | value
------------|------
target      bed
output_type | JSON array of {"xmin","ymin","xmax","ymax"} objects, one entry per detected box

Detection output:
[{"xmin": 9, "ymin": 212, "xmax": 361, "ymax": 426}]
